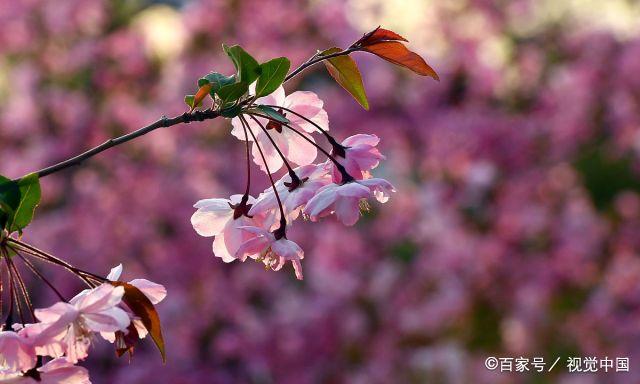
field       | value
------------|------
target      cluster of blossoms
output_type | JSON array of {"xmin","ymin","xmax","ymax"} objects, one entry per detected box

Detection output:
[
  {"xmin": 192, "ymin": 85, "xmax": 393, "ymax": 280},
  {"xmin": 0, "ymin": 14, "xmax": 434, "ymax": 381},
  {"xmin": 0, "ymin": 233, "xmax": 166, "ymax": 384}
]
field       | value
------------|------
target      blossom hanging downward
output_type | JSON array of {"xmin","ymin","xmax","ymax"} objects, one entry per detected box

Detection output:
[
  {"xmin": 249, "ymin": 164, "xmax": 332, "ymax": 229},
  {"xmin": 235, "ymin": 226, "xmax": 304, "ymax": 280},
  {"xmin": 24, "ymin": 284, "xmax": 130, "ymax": 364},
  {"xmin": 187, "ymin": 25, "xmax": 438, "ymax": 279},
  {"xmin": 191, "ymin": 194, "xmax": 261, "ymax": 262},
  {"xmin": 99, "ymin": 264, "xmax": 167, "ymax": 348},
  {"xmin": 330, "ymin": 134, "xmax": 385, "ymax": 183}
]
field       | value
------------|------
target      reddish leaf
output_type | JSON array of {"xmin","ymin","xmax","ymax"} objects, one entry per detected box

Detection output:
[
  {"xmin": 114, "ymin": 323, "xmax": 140, "ymax": 359},
  {"xmin": 363, "ymin": 41, "xmax": 439, "ymax": 80},
  {"xmin": 111, "ymin": 282, "xmax": 166, "ymax": 363},
  {"xmin": 190, "ymin": 83, "xmax": 212, "ymax": 112},
  {"xmin": 358, "ymin": 26, "xmax": 408, "ymax": 46},
  {"xmin": 321, "ymin": 47, "xmax": 369, "ymax": 110}
]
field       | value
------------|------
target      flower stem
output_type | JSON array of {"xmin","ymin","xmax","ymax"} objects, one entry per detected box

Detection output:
[
  {"xmin": 239, "ymin": 116, "xmax": 288, "ymax": 235},
  {"xmin": 248, "ymin": 112, "xmax": 354, "ymax": 183},
  {"xmin": 262, "ymin": 105, "xmax": 346, "ymax": 157},
  {"xmin": 247, "ymin": 114, "xmax": 301, "ymax": 185}
]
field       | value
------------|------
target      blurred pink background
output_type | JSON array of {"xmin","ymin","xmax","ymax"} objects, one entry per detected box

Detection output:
[{"xmin": 3, "ymin": 0, "xmax": 640, "ymax": 383}]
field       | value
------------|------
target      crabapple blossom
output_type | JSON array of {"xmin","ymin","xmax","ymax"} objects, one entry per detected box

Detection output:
[
  {"xmin": 0, "ymin": 18, "xmax": 438, "ymax": 382},
  {"xmin": 304, "ymin": 178, "xmax": 396, "ymax": 225},
  {"xmin": 27, "ymin": 284, "xmax": 130, "ymax": 363},
  {"xmin": 249, "ymin": 164, "xmax": 332, "ymax": 228},
  {"xmin": 191, "ymin": 194, "xmax": 262, "ymax": 262},
  {"xmin": 330, "ymin": 134, "xmax": 385, "ymax": 183},
  {"xmin": 230, "ymin": 85, "xmax": 329, "ymax": 173},
  {"xmin": 303, "ymin": 182, "xmax": 371, "ymax": 225},
  {"xmin": 0, "ymin": 331, "xmax": 35, "ymax": 373},
  {"xmin": 98, "ymin": 264, "xmax": 167, "ymax": 343},
  {"xmin": 0, "ymin": 358, "xmax": 90, "ymax": 384},
  {"xmin": 234, "ymin": 226, "xmax": 304, "ymax": 280}
]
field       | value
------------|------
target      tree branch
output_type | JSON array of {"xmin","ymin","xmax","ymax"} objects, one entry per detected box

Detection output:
[
  {"xmin": 31, "ymin": 109, "xmax": 221, "ymax": 179},
  {"xmin": 24, "ymin": 43, "xmax": 360, "ymax": 180}
]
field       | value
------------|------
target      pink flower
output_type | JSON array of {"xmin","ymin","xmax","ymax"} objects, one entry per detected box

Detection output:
[
  {"xmin": 25, "ymin": 284, "xmax": 130, "ymax": 364},
  {"xmin": 234, "ymin": 226, "xmax": 304, "ymax": 280},
  {"xmin": 304, "ymin": 178, "xmax": 396, "ymax": 226},
  {"xmin": 231, "ymin": 85, "xmax": 328, "ymax": 173},
  {"xmin": 330, "ymin": 134, "xmax": 385, "ymax": 183},
  {"xmin": 191, "ymin": 194, "xmax": 261, "ymax": 262},
  {"xmin": 0, "ymin": 358, "xmax": 90, "ymax": 384},
  {"xmin": 0, "ymin": 331, "xmax": 35, "ymax": 373},
  {"xmin": 99, "ymin": 264, "xmax": 167, "ymax": 343},
  {"xmin": 249, "ymin": 164, "xmax": 332, "ymax": 228}
]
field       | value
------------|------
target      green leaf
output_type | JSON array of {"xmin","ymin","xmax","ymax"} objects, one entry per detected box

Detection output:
[
  {"xmin": 255, "ymin": 57, "xmax": 290, "ymax": 98},
  {"xmin": 0, "ymin": 175, "xmax": 20, "ymax": 231},
  {"xmin": 184, "ymin": 95, "xmax": 195, "ymax": 109},
  {"xmin": 9, "ymin": 173, "xmax": 41, "ymax": 233},
  {"xmin": 321, "ymin": 47, "xmax": 369, "ymax": 110},
  {"xmin": 202, "ymin": 72, "xmax": 236, "ymax": 94},
  {"xmin": 220, "ymin": 105, "xmax": 242, "ymax": 118},
  {"xmin": 217, "ymin": 81, "xmax": 248, "ymax": 105},
  {"xmin": 222, "ymin": 44, "xmax": 261, "ymax": 85},
  {"xmin": 253, "ymin": 105, "xmax": 290, "ymax": 123},
  {"xmin": 197, "ymin": 78, "xmax": 210, "ymax": 88}
]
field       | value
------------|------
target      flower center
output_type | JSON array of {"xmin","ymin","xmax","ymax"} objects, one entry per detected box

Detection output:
[{"xmin": 265, "ymin": 109, "xmax": 286, "ymax": 133}]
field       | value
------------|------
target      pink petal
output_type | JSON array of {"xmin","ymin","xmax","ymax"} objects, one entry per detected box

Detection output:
[
  {"xmin": 230, "ymin": 116, "xmax": 258, "ymax": 141},
  {"xmin": 212, "ymin": 232, "xmax": 237, "ymax": 263},
  {"xmin": 74, "ymin": 285, "xmax": 124, "ymax": 314},
  {"xmin": 334, "ymin": 196, "xmax": 361, "ymax": 226},
  {"xmin": 337, "ymin": 183, "xmax": 371, "ymax": 198},
  {"xmin": 0, "ymin": 331, "xmax": 36, "ymax": 372},
  {"xmin": 271, "ymin": 239, "xmax": 304, "ymax": 260},
  {"xmin": 282, "ymin": 130, "xmax": 318, "ymax": 166},
  {"xmin": 235, "ymin": 236, "xmax": 270, "ymax": 259},
  {"xmin": 129, "ymin": 279, "xmax": 167, "ymax": 304},
  {"xmin": 252, "ymin": 131, "xmax": 285, "ymax": 173},
  {"xmin": 304, "ymin": 186, "xmax": 339, "ymax": 218},
  {"xmin": 39, "ymin": 357, "xmax": 91, "ymax": 384},
  {"xmin": 35, "ymin": 302, "xmax": 77, "ymax": 324},
  {"xmin": 81, "ymin": 307, "xmax": 130, "ymax": 333},
  {"xmin": 191, "ymin": 206, "xmax": 232, "ymax": 237},
  {"xmin": 106, "ymin": 264, "xmax": 122, "ymax": 281},
  {"xmin": 342, "ymin": 134, "xmax": 380, "ymax": 147},
  {"xmin": 292, "ymin": 259, "xmax": 304, "ymax": 280}
]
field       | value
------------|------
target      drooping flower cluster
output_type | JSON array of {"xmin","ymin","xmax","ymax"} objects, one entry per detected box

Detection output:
[
  {"xmin": 192, "ymin": 86, "xmax": 395, "ymax": 279},
  {"xmin": 0, "ymin": 236, "xmax": 166, "ymax": 384}
]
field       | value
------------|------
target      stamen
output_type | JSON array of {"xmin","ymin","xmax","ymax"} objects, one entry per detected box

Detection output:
[{"xmin": 359, "ymin": 199, "xmax": 371, "ymax": 213}]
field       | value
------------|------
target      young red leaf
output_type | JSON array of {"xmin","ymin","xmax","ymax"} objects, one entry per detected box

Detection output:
[
  {"xmin": 363, "ymin": 41, "xmax": 439, "ymax": 80},
  {"xmin": 114, "ymin": 323, "xmax": 140, "ymax": 359},
  {"xmin": 321, "ymin": 47, "xmax": 369, "ymax": 110},
  {"xmin": 111, "ymin": 281, "xmax": 166, "ymax": 363},
  {"xmin": 190, "ymin": 83, "xmax": 213, "ymax": 112},
  {"xmin": 357, "ymin": 26, "xmax": 408, "ymax": 46}
]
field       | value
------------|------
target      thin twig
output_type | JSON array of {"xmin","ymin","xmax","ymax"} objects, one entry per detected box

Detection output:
[{"xmin": 284, "ymin": 47, "xmax": 359, "ymax": 83}]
